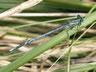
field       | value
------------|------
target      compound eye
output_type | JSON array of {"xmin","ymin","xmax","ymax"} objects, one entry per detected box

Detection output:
[{"xmin": 77, "ymin": 14, "xmax": 84, "ymax": 22}]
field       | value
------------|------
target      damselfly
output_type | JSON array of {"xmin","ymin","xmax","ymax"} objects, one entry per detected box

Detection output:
[{"xmin": 9, "ymin": 15, "xmax": 84, "ymax": 52}]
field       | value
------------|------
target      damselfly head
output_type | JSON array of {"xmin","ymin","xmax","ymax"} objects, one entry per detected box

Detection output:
[{"xmin": 77, "ymin": 14, "xmax": 84, "ymax": 22}]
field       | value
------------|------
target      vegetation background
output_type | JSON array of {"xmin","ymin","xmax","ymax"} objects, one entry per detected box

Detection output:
[{"xmin": 0, "ymin": 0, "xmax": 96, "ymax": 72}]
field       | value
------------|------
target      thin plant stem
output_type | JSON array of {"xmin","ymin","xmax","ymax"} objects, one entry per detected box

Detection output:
[
  {"xmin": 0, "ymin": 17, "xmax": 76, "ymax": 31},
  {"xmin": 67, "ymin": 24, "xmax": 80, "ymax": 72},
  {"xmin": 67, "ymin": 27, "xmax": 78, "ymax": 72}
]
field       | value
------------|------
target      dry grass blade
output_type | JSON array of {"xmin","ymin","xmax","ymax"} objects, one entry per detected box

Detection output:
[{"xmin": 0, "ymin": 0, "xmax": 43, "ymax": 18}]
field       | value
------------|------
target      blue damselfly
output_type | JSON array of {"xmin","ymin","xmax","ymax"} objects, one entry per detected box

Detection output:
[{"xmin": 9, "ymin": 15, "xmax": 83, "ymax": 52}]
